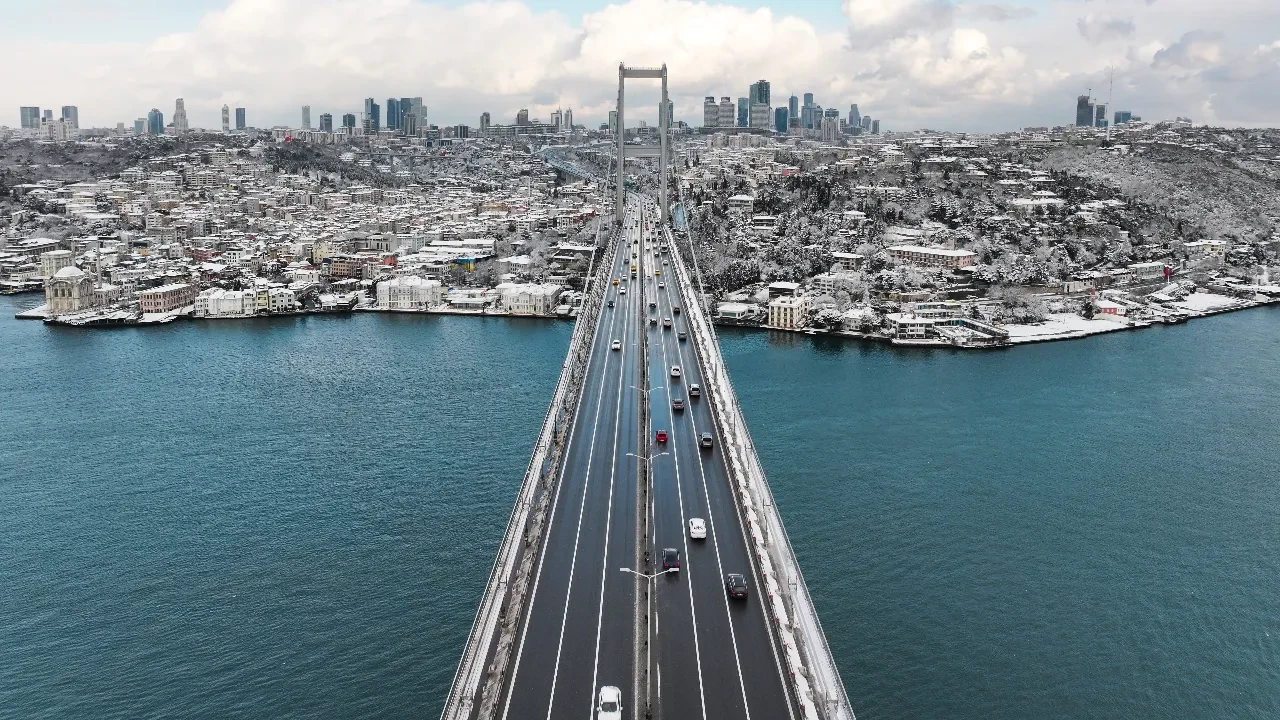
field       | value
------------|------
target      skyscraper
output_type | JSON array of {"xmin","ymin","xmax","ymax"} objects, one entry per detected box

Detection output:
[
  {"xmin": 516, "ymin": 108, "xmax": 529, "ymax": 126},
  {"xmin": 402, "ymin": 112, "xmax": 418, "ymax": 136},
  {"xmin": 550, "ymin": 109, "xmax": 562, "ymax": 130},
  {"xmin": 788, "ymin": 95, "xmax": 799, "ymax": 123},
  {"xmin": 61, "ymin": 106, "xmax": 79, "ymax": 130},
  {"xmin": 235, "ymin": 107, "xmax": 246, "ymax": 130},
  {"xmin": 1114, "ymin": 110, "xmax": 1133, "ymax": 125},
  {"xmin": 871, "ymin": 119, "xmax": 880, "ymax": 134},
  {"xmin": 386, "ymin": 98, "xmax": 400, "ymax": 131},
  {"xmin": 173, "ymin": 98, "xmax": 188, "ymax": 134},
  {"xmin": 363, "ymin": 99, "xmax": 379, "ymax": 131},
  {"xmin": 774, "ymin": 107, "xmax": 789, "ymax": 134},
  {"xmin": 718, "ymin": 97, "xmax": 734, "ymax": 127},
  {"xmin": 703, "ymin": 96, "xmax": 718, "ymax": 127},
  {"xmin": 564, "ymin": 107, "xmax": 573, "ymax": 130},
  {"xmin": 221, "ymin": 105, "xmax": 230, "ymax": 132},
  {"xmin": 861, "ymin": 115, "xmax": 872, "ymax": 133},
  {"xmin": 134, "ymin": 118, "xmax": 145, "ymax": 135},
  {"xmin": 736, "ymin": 97, "xmax": 748, "ymax": 127},
  {"xmin": 147, "ymin": 108, "xmax": 164, "ymax": 135},
  {"xmin": 400, "ymin": 97, "xmax": 414, "ymax": 128},
  {"xmin": 750, "ymin": 79, "xmax": 771, "ymax": 107},
  {"xmin": 1075, "ymin": 95, "xmax": 1094, "ymax": 127},
  {"xmin": 302, "ymin": 105, "xmax": 311, "ymax": 129},
  {"xmin": 801, "ymin": 95, "xmax": 817, "ymax": 129},
  {"xmin": 848, "ymin": 104, "xmax": 861, "ymax": 133},
  {"xmin": 43, "ymin": 109, "xmax": 53, "ymax": 123},
  {"xmin": 319, "ymin": 113, "xmax": 333, "ymax": 132},
  {"xmin": 479, "ymin": 112, "xmax": 491, "ymax": 134},
  {"xmin": 342, "ymin": 113, "xmax": 356, "ymax": 129},
  {"xmin": 607, "ymin": 109, "xmax": 618, "ymax": 133},
  {"xmin": 803, "ymin": 92, "xmax": 814, "ymax": 106},
  {"xmin": 1094, "ymin": 104, "xmax": 1107, "ymax": 128},
  {"xmin": 20, "ymin": 106, "xmax": 41, "ymax": 129}
]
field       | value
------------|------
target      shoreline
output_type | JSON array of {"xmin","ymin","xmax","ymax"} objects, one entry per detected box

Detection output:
[
  {"xmin": 13, "ymin": 301, "xmax": 577, "ymax": 325},
  {"xmin": 716, "ymin": 294, "xmax": 1276, "ymax": 349}
]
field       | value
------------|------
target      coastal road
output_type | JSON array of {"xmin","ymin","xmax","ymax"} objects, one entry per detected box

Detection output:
[
  {"xmin": 497, "ymin": 198, "xmax": 645, "ymax": 719},
  {"xmin": 642, "ymin": 199, "xmax": 796, "ymax": 720}
]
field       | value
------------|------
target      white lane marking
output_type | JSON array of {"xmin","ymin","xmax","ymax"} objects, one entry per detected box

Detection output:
[
  {"xmin": 502, "ymin": 223, "xmax": 630, "ymax": 720},
  {"xmin": 650, "ymin": 287, "xmax": 709, "ymax": 720},
  {"xmin": 661, "ymin": 275, "xmax": 753, "ymax": 719},
  {"xmin": 662, "ymin": 225, "xmax": 795, "ymax": 720},
  {"xmin": 588, "ymin": 206, "xmax": 640, "ymax": 717}
]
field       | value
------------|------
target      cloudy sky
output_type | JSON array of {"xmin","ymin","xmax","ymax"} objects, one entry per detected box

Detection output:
[{"xmin": 3, "ymin": 0, "xmax": 1278, "ymax": 132}]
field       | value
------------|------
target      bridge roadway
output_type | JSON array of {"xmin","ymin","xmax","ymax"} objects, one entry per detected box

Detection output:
[{"xmin": 495, "ymin": 195, "xmax": 793, "ymax": 719}]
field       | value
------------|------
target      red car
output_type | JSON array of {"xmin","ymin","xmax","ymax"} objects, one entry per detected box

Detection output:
[{"xmin": 655, "ymin": 430, "xmax": 668, "ymax": 443}]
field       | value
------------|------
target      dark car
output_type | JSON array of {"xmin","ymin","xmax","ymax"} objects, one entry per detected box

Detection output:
[
  {"xmin": 673, "ymin": 305, "xmax": 680, "ymax": 314},
  {"xmin": 678, "ymin": 331, "xmax": 687, "ymax": 341},
  {"xmin": 608, "ymin": 300, "xmax": 615, "ymax": 307},
  {"xmin": 649, "ymin": 317, "xmax": 657, "ymax": 326},
  {"xmin": 699, "ymin": 432, "xmax": 714, "ymax": 449},
  {"xmin": 649, "ymin": 301, "xmax": 657, "ymax": 309},
  {"xmin": 662, "ymin": 548, "xmax": 681, "ymax": 572},
  {"xmin": 725, "ymin": 573, "xmax": 748, "ymax": 599},
  {"xmin": 672, "ymin": 398, "xmax": 685, "ymax": 411}
]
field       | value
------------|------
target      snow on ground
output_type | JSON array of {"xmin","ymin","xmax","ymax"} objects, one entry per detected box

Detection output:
[
  {"xmin": 1003, "ymin": 313, "xmax": 1127, "ymax": 344},
  {"xmin": 1171, "ymin": 291, "xmax": 1244, "ymax": 313}
]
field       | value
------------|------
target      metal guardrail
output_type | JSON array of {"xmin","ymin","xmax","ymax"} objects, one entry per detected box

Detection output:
[
  {"xmin": 440, "ymin": 212, "xmax": 618, "ymax": 720},
  {"xmin": 664, "ymin": 216, "xmax": 856, "ymax": 720}
]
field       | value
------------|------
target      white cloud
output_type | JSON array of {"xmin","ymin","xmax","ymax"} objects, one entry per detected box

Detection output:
[{"xmin": 0, "ymin": 0, "xmax": 1277, "ymax": 133}]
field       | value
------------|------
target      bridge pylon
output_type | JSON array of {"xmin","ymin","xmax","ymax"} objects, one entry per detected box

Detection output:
[{"xmin": 615, "ymin": 63, "xmax": 669, "ymax": 224}]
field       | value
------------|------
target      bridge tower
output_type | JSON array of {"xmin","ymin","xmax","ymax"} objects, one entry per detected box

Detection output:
[{"xmin": 615, "ymin": 63, "xmax": 669, "ymax": 223}]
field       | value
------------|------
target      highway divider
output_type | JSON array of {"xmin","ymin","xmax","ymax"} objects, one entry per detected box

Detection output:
[
  {"xmin": 664, "ymin": 221, "xmax": 857, "ymax": 720},
  {"xmin": 441, "ymin": 214, "xmax": 618, "ymax": 720}
]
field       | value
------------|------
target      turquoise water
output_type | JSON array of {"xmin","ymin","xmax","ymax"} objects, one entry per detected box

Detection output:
[{"xmin": 2, "ymin": 296, "xmax": 1277, "ymax": 718}]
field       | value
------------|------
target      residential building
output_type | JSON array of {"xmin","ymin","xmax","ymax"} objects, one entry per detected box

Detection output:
[
  {"xmin": 768, "ymin": 293, "xmax": 809, "ymax": 329},
  {"xmin": 821, "ymin": 115, "xmax": 840, "ymax": 143},
  {"xmin": 727, "ymin": 194, "xmax": 754, "ymax": 215},
  {"xmin": 302, "ymin": 105, "xmax": 311, "ymax": 129},
  {"xmin": 887, "ymin": 245, "xmax": 977, "ymax": 269},
  {"xmin": 497, "ymin": 282, "xmax": 563, "ymax": 315},
  {"xmin": 550, "ymin": 109, "xmax": 562, "ymax": 130},
  {"xmin": 40, "ymin": 250, "xmax": 74, "ymax": 278},
  {"xmin": 235, "ymin": 107, "xmax": 246, "ymax": 130},
  {"xmin": 61, "ymin": 105, "xmax": 79, "ymax": 130},
  {"xmin": 608, "ymin": 110, "xmax": 618, "ymax": 133},
  {"xmin": 377, "ymin": 275, "xmax": 444, "ymax": 310},
  {"xmin": 138, "ymin": 283, "xmax": 197, "ymax": 313},
  {"xmin": 319, "ymin": 113, "xmax": 333, "ymax": 132},
  {"xmin": 20, "ymin": 106, "xmax": 41, "ymax": 129},
  {"xmin": 480, "ymin": 112, "xmax": 491, "ymax": 134}
]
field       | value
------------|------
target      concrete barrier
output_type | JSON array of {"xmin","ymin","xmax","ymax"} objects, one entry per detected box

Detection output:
[{"xmin": 663, "ymin": 217, "xmax": 856, "ymax": 720}]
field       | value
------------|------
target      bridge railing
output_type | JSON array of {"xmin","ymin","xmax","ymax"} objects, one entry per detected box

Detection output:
[
  {"xmin": 664, "ymin": 219, "xmax": 856, "ymax": 720},
  {"xmin": 441, "ymin": 213, "xmax": 616, "ymax": 720}
]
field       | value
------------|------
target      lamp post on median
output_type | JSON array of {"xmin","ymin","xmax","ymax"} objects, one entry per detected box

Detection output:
[{"xmin": 621, "ymin": 565, "xmax": 675, "ymax": 718}]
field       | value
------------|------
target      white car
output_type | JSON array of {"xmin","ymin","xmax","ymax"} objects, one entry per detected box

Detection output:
[
  {"xmin": 670, "ymin": 365, "xmax": 681, "ymax": 378},
  {"xmin": 658, "ymin": 282, "xmax": 665, "ymax": 288},
  {"xmin": 689, "ymin": 517, "xmax": 707, "ymax": 539},
  {"xmin": 619, "ymin": 288, "xmax": 626, "ymax": 295},
  {"xmin": 612, "ymin": 340, "xmax": 621, "ymax": 351},
  {"xmin": 597, "ymin": 685, "xmax": 622, "ymax": 720}
]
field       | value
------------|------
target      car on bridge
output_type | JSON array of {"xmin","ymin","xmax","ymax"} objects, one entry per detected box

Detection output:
[
  {"xmin": 725, "ymin": 573, "xmax": 749, "ymax": 599},
  {"xmin": 597, "ymin": 685, "xmax": 622, "ymax": 720},
  {"xmin": 670, "ymin": 365, "xmax": 681, "ymax": 378},
  {"xmin": 672, "ymin": 398, "xmax": 684, "ymax": 411},
  {"xmin": 688, "ymin": 517, "xmax": 706, "ymax": 539},
  {"xmin": 678, "ymin": 331, "xmax": 687, "ymax": 341},
  {"xmin": 619, "ymin": 288, "xmax": 626, "ymax": 295},
  {"xmin": 672, "ymin": 305, "xmax": 680, "ymax": 314},
  {"xmin": 612, "ymin": 340, "xmax": 621, "ymax": 351},
  {"xmin": 663, "ymin": 318, "xmax": 672, "ymax": 328},
  {"xmin": 699, "ymin": 432, "xmax": 714, "ymax": 449},
  {"xmin": 689, "ymin": 383, "xmax": 700, "ymax": 397},
  {"xmin": 658, "ymin": 281, "xmax": 665, "ymax": 288},
  {"xmin": 649, "ymin": 301, "xmax": 656, "ymax": 309},
  {"xmin": 608, "ymin": 300, "xmax": 615, "ymax": 308},
  {"xmin": 662, "ymin": 548, "xmax": 681, "ymax": 572},
  {"xmin": 655, "ymin": 429, "xmax": 668, "ymax": 443}
]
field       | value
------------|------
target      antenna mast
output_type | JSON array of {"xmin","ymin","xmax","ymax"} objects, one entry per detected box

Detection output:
[{"xmin": 1106, "ymin": 67, "xmax": 1114, "ymax": 142}]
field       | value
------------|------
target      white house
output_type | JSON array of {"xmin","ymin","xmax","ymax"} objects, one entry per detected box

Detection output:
[{"xmin": 377, "ymin": 275, "xmax": 443, "ymax": 310}]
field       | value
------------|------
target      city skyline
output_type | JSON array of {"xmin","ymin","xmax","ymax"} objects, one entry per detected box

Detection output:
[{"xmin": 2, "ymin": 0, "xmax": 1278, "ymax": 131}]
